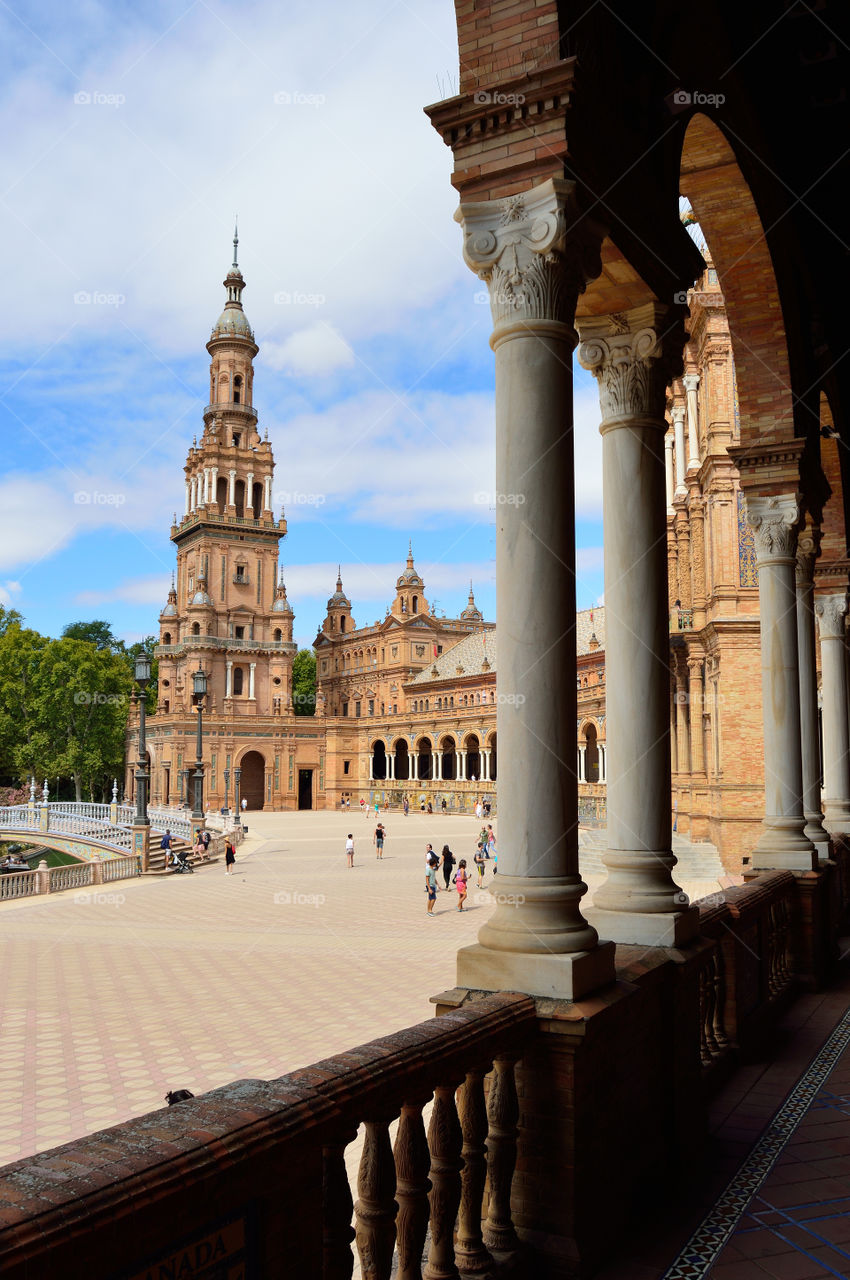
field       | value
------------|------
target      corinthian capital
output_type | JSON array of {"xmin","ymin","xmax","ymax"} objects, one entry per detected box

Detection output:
[
  {"xmin": 815, "ymin": 592, "xmax": 849, "ymax": 639},
  {"xmin": 795, "ymin": 520, "xmax": 821, "ymax": 585},
  {"xmin": 455, "ymin": 178, "xmax": 604, "ymax": 335},
  {"xmin": 576, "ymin": 304, "xmax": 686, "ymax": 426},
  {"xmin": 745, "ymin": 493, "xmax": 801, "ymax": 565}
]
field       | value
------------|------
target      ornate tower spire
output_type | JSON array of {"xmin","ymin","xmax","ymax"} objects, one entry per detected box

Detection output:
[{"xmin": 232, "ymin": 218, "xmax": 239, "ymax": 269}]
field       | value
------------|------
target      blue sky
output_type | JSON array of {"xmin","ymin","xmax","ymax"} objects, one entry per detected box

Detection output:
[{"xmin": 0, "ymin": 0, "xmax": 605, "ymax": 649}]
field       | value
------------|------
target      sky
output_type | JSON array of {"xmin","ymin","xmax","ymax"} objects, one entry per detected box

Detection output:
[{"xmin": 0, "ymin": 0, "xmax": 606, "ymax": 650}]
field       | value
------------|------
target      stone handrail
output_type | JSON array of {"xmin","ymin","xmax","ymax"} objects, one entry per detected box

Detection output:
[
  {"xmin": 147, "ymin": 808, "xmax": 194, "ymax": 840},
  {"xmin": 0, "ymin": 870, "xmax": 38, "ymax": 901},
  {"xmin": 0, "ymin": 992, "xmax": 536, "ymax": 1279},
  {"xmin": 0, "ymin": 854, "xmax": 140, "ymax": 904}
]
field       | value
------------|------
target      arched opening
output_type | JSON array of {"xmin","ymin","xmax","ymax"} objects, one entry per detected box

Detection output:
[
  {"xmin": 416, "ymin": 736, "xmax": 432, "ymax": 781},
  {"xmin": 394, "ymin": 738, "xmax": 409, "ymax": 781},
  {"xmin": 465, "ymin": 733, "xmax": 480, "ymax": 782},
  {"xmin": 234, "ymin": 479, "xmax": 246, "ymax": 518},
  {"xmin": 412, "ymin": 595, "xmax": 418, "ymax": 614},
  {"xmin": 252, "ymin": 482, "xmax": 262, "ymax": 519},
  {"xmin": 191, "ymin": 622, "xmax": 200, "ymax": 636},
  {"xmin": 489, "ymin": 732, "xmax": 497, "ymax": 782},
  {"xmin": 274, "ymin": 628, "xmax": 282, "ymax": 642},
  {"xmin": 233, "ymin": 667, "xmax": 244, "ymax": 696},
  {"xmin": 340, "ymin": 617, "xmax": 346, "ymax": 633},
  {"xmin": 440, "ymin": 735, "xmax": 456, "ymax": 781},
  {"xmin": 585, "ymin": 723, "xmax": 599, "ymax": 784},
  {"xmin": 372, "ymin": 740, "xmax": 387, "ymax": 781},
  {"xmin": 162, "ymin": 631, "xmax": 171, "ymax": 645},
  {"xmin": 233, "ymin": 375, "xmax": 242, "ymax": 404},
  {"xmin": 239, "ymin": 750, "xmax": 266, "ymax": 811}
]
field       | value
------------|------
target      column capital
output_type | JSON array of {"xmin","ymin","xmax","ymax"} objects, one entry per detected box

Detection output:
[
  {"xmin": 682, "ymin": 373, "xmax": 700, "ymax": 393},
  {"xmin": 670, "ymin": 404, "xmax": 686, "ymax": 425},
  {"xmin": 815, "ymin": 592, "xmax": 849, "ymax": 639},
  {"xmin": 795, "ymin": 521, "xmax": 822, "ymax": 585},
  {"xmin": 577, "ymin": 303, "xmax": 685, "ymax": 429},
  {"xmin": 686, "ymin": 654, "xmax": 705, "ymax": 675},
  {"xmin": 745, "ymin": 493, "xmax": 802, "ymax": 566},
  {"xmin": 456, "ymin": 178, "xmax": 604, "ymax": 340}
]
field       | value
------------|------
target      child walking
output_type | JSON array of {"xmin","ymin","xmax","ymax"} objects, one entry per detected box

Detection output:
[
  {"xmin": 455, "ymin": 859, "xmax": 469, "ymax": 911},
  {"xmin": 345, "ymin": 833, "xmax": 355, "ymax": 868}
]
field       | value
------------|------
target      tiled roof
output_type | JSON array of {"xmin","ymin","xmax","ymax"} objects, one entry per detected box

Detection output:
[
  {"xmin": 576, "ymin": 606, "xmax": 605, "ymax": 656},
  {"xmin": 408, "ymin": 630, "xmax": 496, "ymax": 684}
]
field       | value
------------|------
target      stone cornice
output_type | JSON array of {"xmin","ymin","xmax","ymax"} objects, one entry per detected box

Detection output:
[{"xmin": 727, "ymin": 437, "xmax": 805, "ymax": 483}]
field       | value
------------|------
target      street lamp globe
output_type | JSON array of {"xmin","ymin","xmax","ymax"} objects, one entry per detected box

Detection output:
[
  {"xmin": 134, "ymin": 653, "xmax": 152, "ymax": 686},
  {"xmin": 193, "ymin": 665, "xmax": 208, "ymax": 702}
]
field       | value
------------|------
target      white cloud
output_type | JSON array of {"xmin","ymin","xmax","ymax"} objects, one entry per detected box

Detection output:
[
  {"xmin": 0, "ymin": 580, "xmax": 22, "ymax": 608},
  {"xmin": 284, "ymin": 561, "xmax": 492, "ymax": 606},
  {"xmin": 74, "ymin": 575, "xmax": 171, "ymax": 609},
  {"xmin": 263, "ymin": 325, "xmax": 354, "ymax": 376}
]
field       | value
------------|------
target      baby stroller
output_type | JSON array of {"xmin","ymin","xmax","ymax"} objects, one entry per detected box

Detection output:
[{"xmin": 172, "ymin": 848, "xmax": 194, "ymax": 874}]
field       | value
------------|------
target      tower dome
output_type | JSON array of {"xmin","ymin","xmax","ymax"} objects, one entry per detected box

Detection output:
[
  {"xmin": 209, "ymin": 222, "xmax": 255, "ymax": 344},
  {"xmin": 460, "ymin": 581, "xmax": 483, "ymax": 623},
  {"xmin": 396, "ymin": 542, "xmax": 422, "ymax": 588},
  {"xmin": 327, "ymin": 568, "xmax": 351, "ymax": 610},
  {"xmin": 272, "ymin": 571, "xmax": 294, "ymax": 615}
]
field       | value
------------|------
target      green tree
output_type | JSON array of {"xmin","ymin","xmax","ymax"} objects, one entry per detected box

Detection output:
[
  {"xmin": 61, "ymin": 619, "xmax": 119, "ymax": 650},
  {"xmin": 27, "ymin": 637, "xmax": 131, "ymax": 801},
  {"xmin": 0, "ymin": 624, "xmax": 50, "ymax": 784},
  {"xmin": 292, "ymin": 649, "xmax": 316, "ymax": 716},
  {"xmin": 0, "ymin": 605, "xmax": 24, "ymax": 635}
]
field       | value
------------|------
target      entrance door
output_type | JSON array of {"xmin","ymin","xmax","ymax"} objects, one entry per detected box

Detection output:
[{"xmin": 298, "ymin": 769, "xmax": 313, "ymax": 810}]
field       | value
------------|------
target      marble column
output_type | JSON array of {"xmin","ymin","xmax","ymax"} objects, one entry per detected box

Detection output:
[
  {"xmin": 578, "ymin": 302, "xmax": 697, "ymax": 945},
  {"xmin": 184, "ymin": 482, "xmax": 190, "ymax": 516},
  {"xmin": 816, "ymin": 591, "xmax": 850, "ymax": 834},
  {"xmin": 664, "ymin": 432, "xmax": 675, "ymax": 515},
  {"xmin": 369, "ymin": 755, "xmax": 374, "ymax": 782},
  {"xmin": 579, "ymin": 746, "xmax": 587, "ymax": 784},
  {"xmin": 671, "ymin": 406, "xmax": 687, "ymax": 496},
  {"xmin": 599, "ymin": 744, "xmax": 606, "ymax": 784},
  {"xmin": 687, "ymin": 657, "xmax": 705, "ymax": 775},
  {"xmin": 264, "ymin": 475, "xmax": 272, "ymax": 511},
  {"xmin": 225, "ymin": 661, "xmax": 232, "ymax": 698},
  {"xmin": 795, "ymin": 528, "xmax": 829, "ymax": 852},
  {"xmin": 457, "ymin": 750, "xmax": 466, "ymax": 782},
  {"xmin": 210, "ymin": 466, "xmax": 218, "ymax": 507},
  {"xmin": 683, "ymin": 374, "xmax": 701, "ymax": 472},
  {"xmin": 455, "ymin": 176, "xmax": 614, "ymax": 996},
  {"xmin": 246, "ymin": 472, "xmax": 254, "ymax": 515},
  {"xmin": 676, "ymin": 671, "xmax": 690, "ymax": 775},
  {"xmin": 746, "ymin": 494, "xmax": 816, "ymax": 870},
  {"xmin": 248, "ymin": 662, "xmax": 256, "ymax": 700},
  {"xmin": 228, "ymin": 469, "xmax": 237, "ymax": 508},
  {"xmin": 434, "ymin": 752, "xmax": 442, "ymax": 782},
  {"xmin": 203, "ymin": 468, "xmax": 210, "ymax": 504},
  {"xmin": 190, "ymin": 476, "xmax": 197, "ymax": 510}
]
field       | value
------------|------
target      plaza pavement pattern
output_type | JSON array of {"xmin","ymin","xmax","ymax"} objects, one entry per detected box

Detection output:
[{"xmin": 0, "ymin": 810, "xmax": 724, "ymax": 1169}]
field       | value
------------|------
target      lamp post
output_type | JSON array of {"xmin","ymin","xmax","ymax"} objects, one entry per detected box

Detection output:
[
  {"xmin": 223, "ymin": 768, "xmax": 230, "ymax": 815},
  {"xmin": 134, "ymin": 654, "xmax": 152, "ymax": 827},
  {"xmin": 234, "ymin": 767, "xmax": 242, "ymax": 823},
  {"xmin": 192, "ymin": 664, "xmax": 207, "ymax": 822}
]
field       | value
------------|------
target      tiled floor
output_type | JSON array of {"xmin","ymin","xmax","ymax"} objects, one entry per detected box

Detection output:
[{"xmin": 600, "ymin": 952, "xmax": 850, "ymax": 1280}]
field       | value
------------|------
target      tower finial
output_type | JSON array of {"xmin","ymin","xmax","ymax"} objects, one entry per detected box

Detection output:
[
  {"xmin": 232, "ymin": 218, "xmax": 239, "ymax": 269},
  {"xmin": 337, "ymin": 564, "xmax": 342, "ymax": 589},
  {"xmin": 407, "ymin": 540, "xmax": 414, "ymax": 567}
]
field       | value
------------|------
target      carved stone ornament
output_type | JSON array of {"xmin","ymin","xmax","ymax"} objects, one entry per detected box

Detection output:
[
  {"xmin": 745, "ymin": 494, "xmax": 801, "ymax": 564},
  {"xmin": 815, "ymin": 592, "xmax": 849, "ymax": 640},
  {"xmin": 795, "ymin": 523, "xmax": 822, "ymax": 585},
  {"xmin": 577, "ymin": 303, "xmax": 684, "ymax": 425},
  {"xmin": 455, "ymin": 177, "xmax": 604, "ymax": 333}
]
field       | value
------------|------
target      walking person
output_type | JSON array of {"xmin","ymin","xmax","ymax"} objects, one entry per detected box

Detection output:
[
  {"xmin": 374, "ymin": 822, "xmax": 386, "ymax": 859},
  {"xmin": 224, "ymin": 840, "xmax": 236, "ymax": 875},
  {"xmin": 455, "ymin": 859, "xmax": 469, "ymax": 911},
  {"xmin": 201, "ymin": 829, "xmax": 211, "ymax": 860},
  {"xmin": 475, "ymin": 799, "xmax": 483, "ymax": 820},
  {"xmin": 346, "ymin": 833, "xmax": 355, "ymax": 868},
  {"xmin": 425, "ymin": 856, "xmax": 440, "ymax": 915},
  {"xmin": 403, "ymin": 796, "xmax": 409, "ymax": 817},
  {"xmin": 486, "ymin": 825, "xmax": 496, "ymax": 859},
  {"xmin": 474, "ymin": 843, "xmax": 486, "ymax": 887},
  {"xmin": 441, "ymin": 844, "xmax": 455, "ymax": 891},
  {"xmin": 160, "ymin": 829, "xmax": 174, "ymax": 868},
  {"xmin": 360, "ymin": 798, "xmax": 366, "ymax": 818}
]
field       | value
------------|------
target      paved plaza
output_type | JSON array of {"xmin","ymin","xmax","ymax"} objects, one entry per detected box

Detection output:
[{"xmin": 0, "ymin": 810, "xmax": 724, "ymax": 1169}]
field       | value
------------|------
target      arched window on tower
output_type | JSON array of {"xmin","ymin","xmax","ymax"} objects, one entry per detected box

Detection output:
[
  {"xmin": 412, "ymin": 595, "xmax": 418, "ymax": 614},
  {"xmin": 341, "ymin": 616, "xmax": 346, "ymax": 633},
  {"xmin": 192, "ymin": 622, "xmax": 200, "ymax": 636},
  {"xmin": 163, "ymin": 632, "xmax": 171, "ymax": 646},
  {"xmin": 233, "ymin": 375, "xmax": 242, "ymax": 405},
  {"xmin": 274, "ymin": 628, "xmax": 282, "ymax": 642},
  {"xmin": 233, "ymin": 667, "xmax": 244, "ymax": 696}
]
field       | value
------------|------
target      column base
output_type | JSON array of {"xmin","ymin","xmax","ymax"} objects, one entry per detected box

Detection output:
[
  {"xmin": 823, "ymin": 803, "xmax": 850, "ymax": 838},
  {"xmin": 457, "ymin": 939, "xmax": 615, "ymax": 1001},
  {"xmin": 751, "ymin": 818, "xmax": 817, "ymax": 871},
  {"xmin": 584, "ymin": 904, "xmax": 699, "ymax": 947},
  {"xmin": 804, "ymin": 812, "xmax": 830, "ymax": 860}
]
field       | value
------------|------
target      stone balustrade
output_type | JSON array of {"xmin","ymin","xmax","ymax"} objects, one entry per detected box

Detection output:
[{"xmin": 0, "ymin": 855, "xmax": 140, "ymax": 903}]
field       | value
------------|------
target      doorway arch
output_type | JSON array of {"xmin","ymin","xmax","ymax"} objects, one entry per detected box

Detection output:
[{"xmin": 239, "ymin": 750, "xmax": 266, "ymax": 811}]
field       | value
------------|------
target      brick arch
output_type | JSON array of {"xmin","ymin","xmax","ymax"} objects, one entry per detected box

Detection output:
[
  {"xmin": 680, "ymin": 114, "xmax": 796, "ymax": 449},
  {"xmin": 818, "ymin": 392, "xmax": 848, "ymax": 564}
]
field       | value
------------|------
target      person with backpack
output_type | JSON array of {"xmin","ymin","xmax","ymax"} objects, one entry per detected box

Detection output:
[
  {"xmin": 160, "ymin": 830, "xmax": 174, "ymax": 867},
  {"xmin": 474, "ymin": 843, "xmax": 486, "ymax": 886},
  {"xmin": 441, "ymin": 844, "xmax": 455, "ymax": 891},
  {"xmin": 224, "ymin": 840, "xmax": 236, "ymax": 875}
]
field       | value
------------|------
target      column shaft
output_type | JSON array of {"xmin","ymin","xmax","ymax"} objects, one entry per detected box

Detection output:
[
  {"xmin": 816, "ymin": 592, "xmax": 850, "ymax": 834},
  {"xmin": 683, "ymin": 374, "xmax": 701, "ymax": 472},
  {"xmin": 672, "ymin": 408, "xmax": 687, "ymax": 495},
  {"xmin": 747, "ymin": 494, "xmax": 816, "ymax": 870},
  {"xmin": 796, "ymin": 531, "xmax": 829, "ymax": 849},
  {"xmin": 687, "ymin": 659, "xmax": 705, "ymax": 774}
]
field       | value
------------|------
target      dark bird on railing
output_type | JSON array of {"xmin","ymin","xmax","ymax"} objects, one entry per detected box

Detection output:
[{"xmin": 165, "ymin": 1089, "xmax": 195, "ymax": 1105}]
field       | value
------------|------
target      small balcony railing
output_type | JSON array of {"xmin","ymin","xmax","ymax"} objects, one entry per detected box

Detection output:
[{"xmin": 203, "ymin": 401, "xmax": 258, "ymax": 421}]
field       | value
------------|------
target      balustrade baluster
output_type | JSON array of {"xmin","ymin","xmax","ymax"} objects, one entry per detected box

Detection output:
[
  {"xmin": 712, "ymin": 950, "xmax": 729, "ymax": 1049},
  {"xmin": 393, "ymin": 1100, "xmax": 431, "ymax": 1280},
  {"xmin": 323, "ymin": 1138, "xmax": 355, "ymax": 1280},
  {"xmin": 355, "ymin": 1120, "xmax": 397, "ymax": 1280},
  {"xmin": 424, "ymin": 1084, "xmax": 463, "ymax": 1280},
  {"xmin": 483, "ymin": 1056, "xmax": 519, "ymax": 1253},
  {"xmin": 455, "ymin": 1068, "xmax": 491, "ymax": 1273},
  {"xmin": 698, "ymin": 967, "xmax": 713, "ymax": 1066}
]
